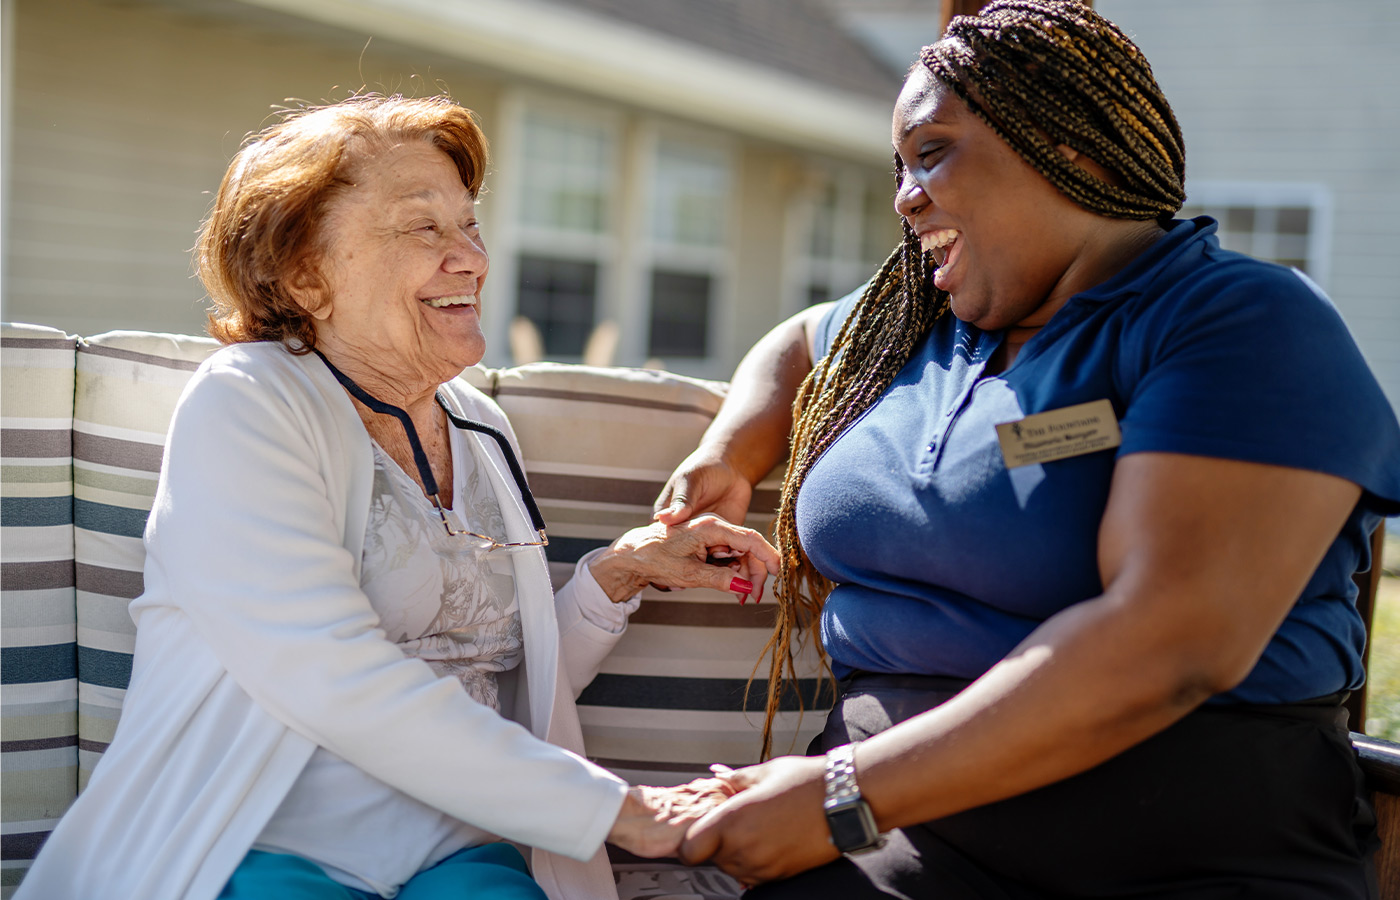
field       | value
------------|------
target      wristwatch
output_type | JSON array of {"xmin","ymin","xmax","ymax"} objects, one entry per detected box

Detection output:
[{"xmin": 823, "ymin": 742, "xmax": 884, "ymax": 854}]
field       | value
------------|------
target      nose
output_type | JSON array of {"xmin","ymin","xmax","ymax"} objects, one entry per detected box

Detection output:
[
  {"xmin": 894, "ymin": 169, "xmax": 928, "ymax": 221},
  {"xmin": 444, "ymin": 226, "xmax": 489, "ymax": 277}
]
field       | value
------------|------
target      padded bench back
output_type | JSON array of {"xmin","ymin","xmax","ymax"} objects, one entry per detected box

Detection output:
[
  {"xmin": 70, "ymin": 331, "xmax": 221, "ymax": 785},
  {"xmin": 2, "ymin": 333, "xmax": 818, "ymax": 899},
  {"xmin": 1, "ymin": 324, "xmax": 79, "ymax": 894},
  {"xmin": 464, "ymin": 363, "xmax": 828, "ymax": 785}
]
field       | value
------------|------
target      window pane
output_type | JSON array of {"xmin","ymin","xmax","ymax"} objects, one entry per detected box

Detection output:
[
  {"xmin": 650, "ymin": 140, "xmax": 729, "ymax": 247},
  {"xmin": 808, "ymin": 283, "xmax": 832, "ymax": 307},
  {"xmin": 516, "ymin": 255, "xmax": 598, "ymax": 357},
  {"xmin": 519, "ymin": 113, "xmax": 612, "ymax": 233},
  {"xmin": 1277, "ymin": 207, "xmax": 1311, "ymax": 236},
  {"xmin": 809, "ymin": 181, "xmax": 839, "ymax": 259},
  {"xmin": 1225, "ymin": 206, "xmax": 1256, "ymax": 234},
  {"xmin": 864, "ymin": 187, "xmax": 898, "ymax": 266},
  {"xmin": 648, "ymin": 269, "xmax": 711, "ymax": 358}
]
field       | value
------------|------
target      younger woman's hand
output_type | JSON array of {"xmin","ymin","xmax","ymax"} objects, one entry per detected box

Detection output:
[
  {"xmin": 606, "ymin": 778, "xmax": 737, "ymax": 859},
  {"xmin": 653, "ymin": 447, "xmax": 755, "ymax": 528},
  {"xmin": 588, "ymin": 514, "xmax": 779, "ymax": 604},
  {"xmin": 680, "ymin": 755, "xmax": 838, "ymax": 885}
]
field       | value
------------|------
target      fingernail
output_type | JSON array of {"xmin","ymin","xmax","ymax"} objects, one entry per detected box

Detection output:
[{"xmin": 729, "ymin": 577, "xmax": 753, "ymax": 594}]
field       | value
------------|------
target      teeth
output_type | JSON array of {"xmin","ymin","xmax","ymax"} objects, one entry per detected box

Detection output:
[
  {"xmin": 920, "ymin": 229, "xmax": 960, "ymax": 253},
  {"xmin": 422, "ymin": 294, "xmax": 477, "ymax": 308}
]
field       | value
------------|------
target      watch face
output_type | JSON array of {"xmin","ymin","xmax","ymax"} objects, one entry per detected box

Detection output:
[{"xmin": 826, "ymin": 803, "xmax": 877, "ymax": 852}]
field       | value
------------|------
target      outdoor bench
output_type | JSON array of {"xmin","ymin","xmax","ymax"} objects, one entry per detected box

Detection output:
[{"xmin": 2, "ymin": 321, "xmax": 1396, "ymax": 898}]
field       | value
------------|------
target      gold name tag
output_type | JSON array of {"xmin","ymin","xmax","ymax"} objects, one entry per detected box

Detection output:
[{"xmin": 995, "ymin": 399, "xmax": 1122, "ymax": 469}]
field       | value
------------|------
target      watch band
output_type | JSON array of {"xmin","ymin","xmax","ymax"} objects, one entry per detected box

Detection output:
[
  {"xmin": 824, "ymin": 742, "xmax": 862, "ymax": 805},
  {"xmin": 823, "ymin": 742, "xmax": 884, "ymax": 854}
]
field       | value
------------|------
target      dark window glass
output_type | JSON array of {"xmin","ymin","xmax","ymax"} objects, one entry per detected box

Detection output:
[
  {"xmin": 808, "ymin": 283, "xmax": 831, "ymax": 307},
  {"xmin": 1225, "ymin": 206, "xmax": 1256, "ymax": 234},
  {"xmin": 516, "ymin": 255, "xmax": 597, "ymax": 357},
  {"xmin": 1277, "ymin": 207, "xmax": 1311, "ymax": 236},
  {"xmin": 648, "ymin": 269, "xmax": 711, "ymax": 358}
]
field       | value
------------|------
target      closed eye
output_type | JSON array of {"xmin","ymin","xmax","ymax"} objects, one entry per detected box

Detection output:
[{"xmin": 917, "ymin": 143, "xmax": 948, "ymax": 169}]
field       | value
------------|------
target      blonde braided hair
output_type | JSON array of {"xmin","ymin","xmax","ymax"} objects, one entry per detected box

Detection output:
[{"xmin": 756, "ymin": 0, "xmax": 1186, "ymax": 758}]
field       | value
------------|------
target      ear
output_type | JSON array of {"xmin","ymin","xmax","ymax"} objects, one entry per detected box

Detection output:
[
  {"xmin": 1054, "ymin": 144, "xmax": 1122, "ymax": 187},
  {"xmin": 286, "ymin": 265, "xmax": 332, "ymax": 321}
]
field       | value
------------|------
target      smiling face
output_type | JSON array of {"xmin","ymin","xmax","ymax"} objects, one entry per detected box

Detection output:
[
  {"xmin": 892, "ymin": 66, "xmax": 1110, "ymax": 332},
  {"xmin": 301, "ymin": 140, "xmax": 489, "ymax": 396}
]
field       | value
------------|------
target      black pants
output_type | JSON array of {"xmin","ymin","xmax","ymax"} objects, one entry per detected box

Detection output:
[{"xmin": 750, "ymin": 674, "xmax": 1379, "ymax": 900}]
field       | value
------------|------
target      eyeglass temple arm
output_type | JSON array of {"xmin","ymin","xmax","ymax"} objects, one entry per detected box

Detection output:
[{"xmin": 436, "ymin": 400, "xmax": 549, "ymax": 537}]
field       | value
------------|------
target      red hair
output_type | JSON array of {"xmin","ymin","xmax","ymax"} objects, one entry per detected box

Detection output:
[{"xmin": 198, "ymin": 94, "xmax": 489, "ymax": 352}]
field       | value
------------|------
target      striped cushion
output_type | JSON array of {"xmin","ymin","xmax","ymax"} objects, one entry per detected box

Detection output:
[
  {"xmin": 1, "ymin": 324, "xmax": 79, "ymax": 895},
  {"xmin": 6, "ymin": 338, "xmax": 817, "ymax": 900},
  {"xmin": 71, "ymin": 331, "xmax": 219, "ymax": 785},
  {"xmin": 468, "ymin": 363, "xmax": 829, "ymax": 900},
  {"xmin": 466, "ymin": 362, "xmax": 829, "ymax": 783}
]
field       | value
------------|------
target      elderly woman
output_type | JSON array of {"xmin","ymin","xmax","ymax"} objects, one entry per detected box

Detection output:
[
  {"xmin": 659, "ymin": 2, "xmax": 1400, "ymax": 897},
  {"xmin": 17, "ymin": 95, "xmax": 776, "ymax": 900}
]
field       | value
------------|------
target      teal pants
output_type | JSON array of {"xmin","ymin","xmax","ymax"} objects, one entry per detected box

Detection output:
[{"xmin": 219, "ymin": 844, "xmax": 548, "ymax": 900}]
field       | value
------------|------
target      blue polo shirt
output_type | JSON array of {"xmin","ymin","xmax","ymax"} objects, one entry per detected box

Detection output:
[{"xmin": 799, "ymin": 217, "xmax": 1400, "ymax": 704}]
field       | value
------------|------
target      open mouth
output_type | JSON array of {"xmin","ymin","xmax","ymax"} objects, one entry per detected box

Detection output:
[
  {"xmin": 420, "ymin": 294, "xmax": 477, "ymax": 309},
  {"xmin": 920, "ymin": 228, "xmax": 960, "ymax": 267}
]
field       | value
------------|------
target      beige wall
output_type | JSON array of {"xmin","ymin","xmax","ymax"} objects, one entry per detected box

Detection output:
[
  {"xmin": 1098, "ymin": 0, "xmax": 1400, "ymax": 412},
  {"xmin": 2, "ymin": 0, "xmax": 898, "ymax": 377},
  {"xmin": 3, "ymin": 0, "xmax": 505, "ymax": 337}
]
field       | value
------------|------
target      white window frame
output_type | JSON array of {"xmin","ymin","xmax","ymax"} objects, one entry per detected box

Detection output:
[
  {"xmin": 487, "ymin": 90, "xmax": 626, "ymax": 366},
  {"xmin": 1180, "ymin": 180, "xmax": 1334, "ymax": 290},
  {"xmin": 624, "ymin": 122, "xmax": 738, "ymax": 380},
  {"xmin": 782, "ymin": 163, "xmax": 898, "ymax": 319}
]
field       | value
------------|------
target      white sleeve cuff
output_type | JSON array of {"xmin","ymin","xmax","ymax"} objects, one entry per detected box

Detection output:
[{"xmin": 570, "ymin": 547, "xmax": 641, "ymax": 634}]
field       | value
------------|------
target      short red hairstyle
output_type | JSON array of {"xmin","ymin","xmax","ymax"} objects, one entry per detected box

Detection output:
[{"xmin": 198, "ymin": 94, "xmax": 489, "ymax": 352}]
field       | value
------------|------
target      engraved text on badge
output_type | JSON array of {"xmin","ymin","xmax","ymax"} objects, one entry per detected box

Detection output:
[{"xmin": 995, "ymin": 399, "xmax": 1122, "ymax": 469}]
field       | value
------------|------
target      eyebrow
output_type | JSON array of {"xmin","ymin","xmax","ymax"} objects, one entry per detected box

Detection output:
[
  {"xmin": 896, "ymin": 106, "xmax": 952, "ymax": 143},
  {"xmin": 392, "ymin": 188, "xmax": 445, "ymax": 204},
  {"xmin": 387, "ymin": 187, "xmax": 474, "ymax": 211}
]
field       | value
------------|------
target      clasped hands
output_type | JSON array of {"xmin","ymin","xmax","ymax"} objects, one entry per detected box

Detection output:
[{"xmin": 605, "ymin": 756, "xmax": 840, "ymax": 886}]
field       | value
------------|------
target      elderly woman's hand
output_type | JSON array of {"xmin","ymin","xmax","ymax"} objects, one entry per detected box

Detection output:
[
  {"xmin": 588, "ymin": 514, "xmax": 779, "ymax": 604},
  {"xmin": 606, "ymin": 778, "xmax": 737, "ymax": 859}
]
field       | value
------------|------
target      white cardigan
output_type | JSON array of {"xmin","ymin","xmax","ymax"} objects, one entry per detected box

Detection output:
[{"xmin": 18, "ymin": 344, "xmax": 628, "ymax": 900}]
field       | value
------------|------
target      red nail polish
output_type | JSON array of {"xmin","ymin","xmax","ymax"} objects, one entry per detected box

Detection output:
[{"xmin": 729, "ymin": 577, "xmax": 753, "ymax": 594}]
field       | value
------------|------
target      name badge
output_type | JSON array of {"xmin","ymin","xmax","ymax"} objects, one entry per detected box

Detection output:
[{"xmin": 995, "ymin": 399, "xmax": 1121, "ymax": 469}]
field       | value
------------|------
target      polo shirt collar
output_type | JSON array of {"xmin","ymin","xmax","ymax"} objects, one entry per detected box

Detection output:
[{"xmin": 1071, "ymin": 216, "xmax": 1217, "ymax": 306}]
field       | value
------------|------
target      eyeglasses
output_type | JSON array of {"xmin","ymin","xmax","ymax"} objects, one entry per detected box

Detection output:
[
  {"xmin": 316, "ymin": 351, "xmax": 549, "ymax": 548},
  {"xmin": 432, "ymin": 401, "xmax": 548, "ymax": 549}
]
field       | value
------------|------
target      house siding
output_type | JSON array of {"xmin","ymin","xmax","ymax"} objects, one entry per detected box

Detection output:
[
  {"xmin": 1098, "ymin": 0, "xmax": 1400, "ymax": 412},
  {"xmin": 3, "ymin": 0, "xmax": 502, "ymax": 337},
  {"xmin": 2, "ymin": 0, "xmax": 896, "ymax": 377}
]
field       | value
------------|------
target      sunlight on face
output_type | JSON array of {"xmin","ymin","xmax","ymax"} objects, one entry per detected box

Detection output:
[
  {"xmin": 310, "ymin": 140, "xmax": 490, "ymax": 393},
  {"xmin": 891, "ymin": 67, "xmax": 1109, "ymax": 332}
]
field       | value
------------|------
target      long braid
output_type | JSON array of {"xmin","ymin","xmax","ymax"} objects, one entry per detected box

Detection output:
[
  {"xmin": 757, "ymin": 0, "xmax": 1186, "ymax": 757},
  {"xmin": 758, "ymin": 156, "xmax": 947, "ymax": 758}
]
